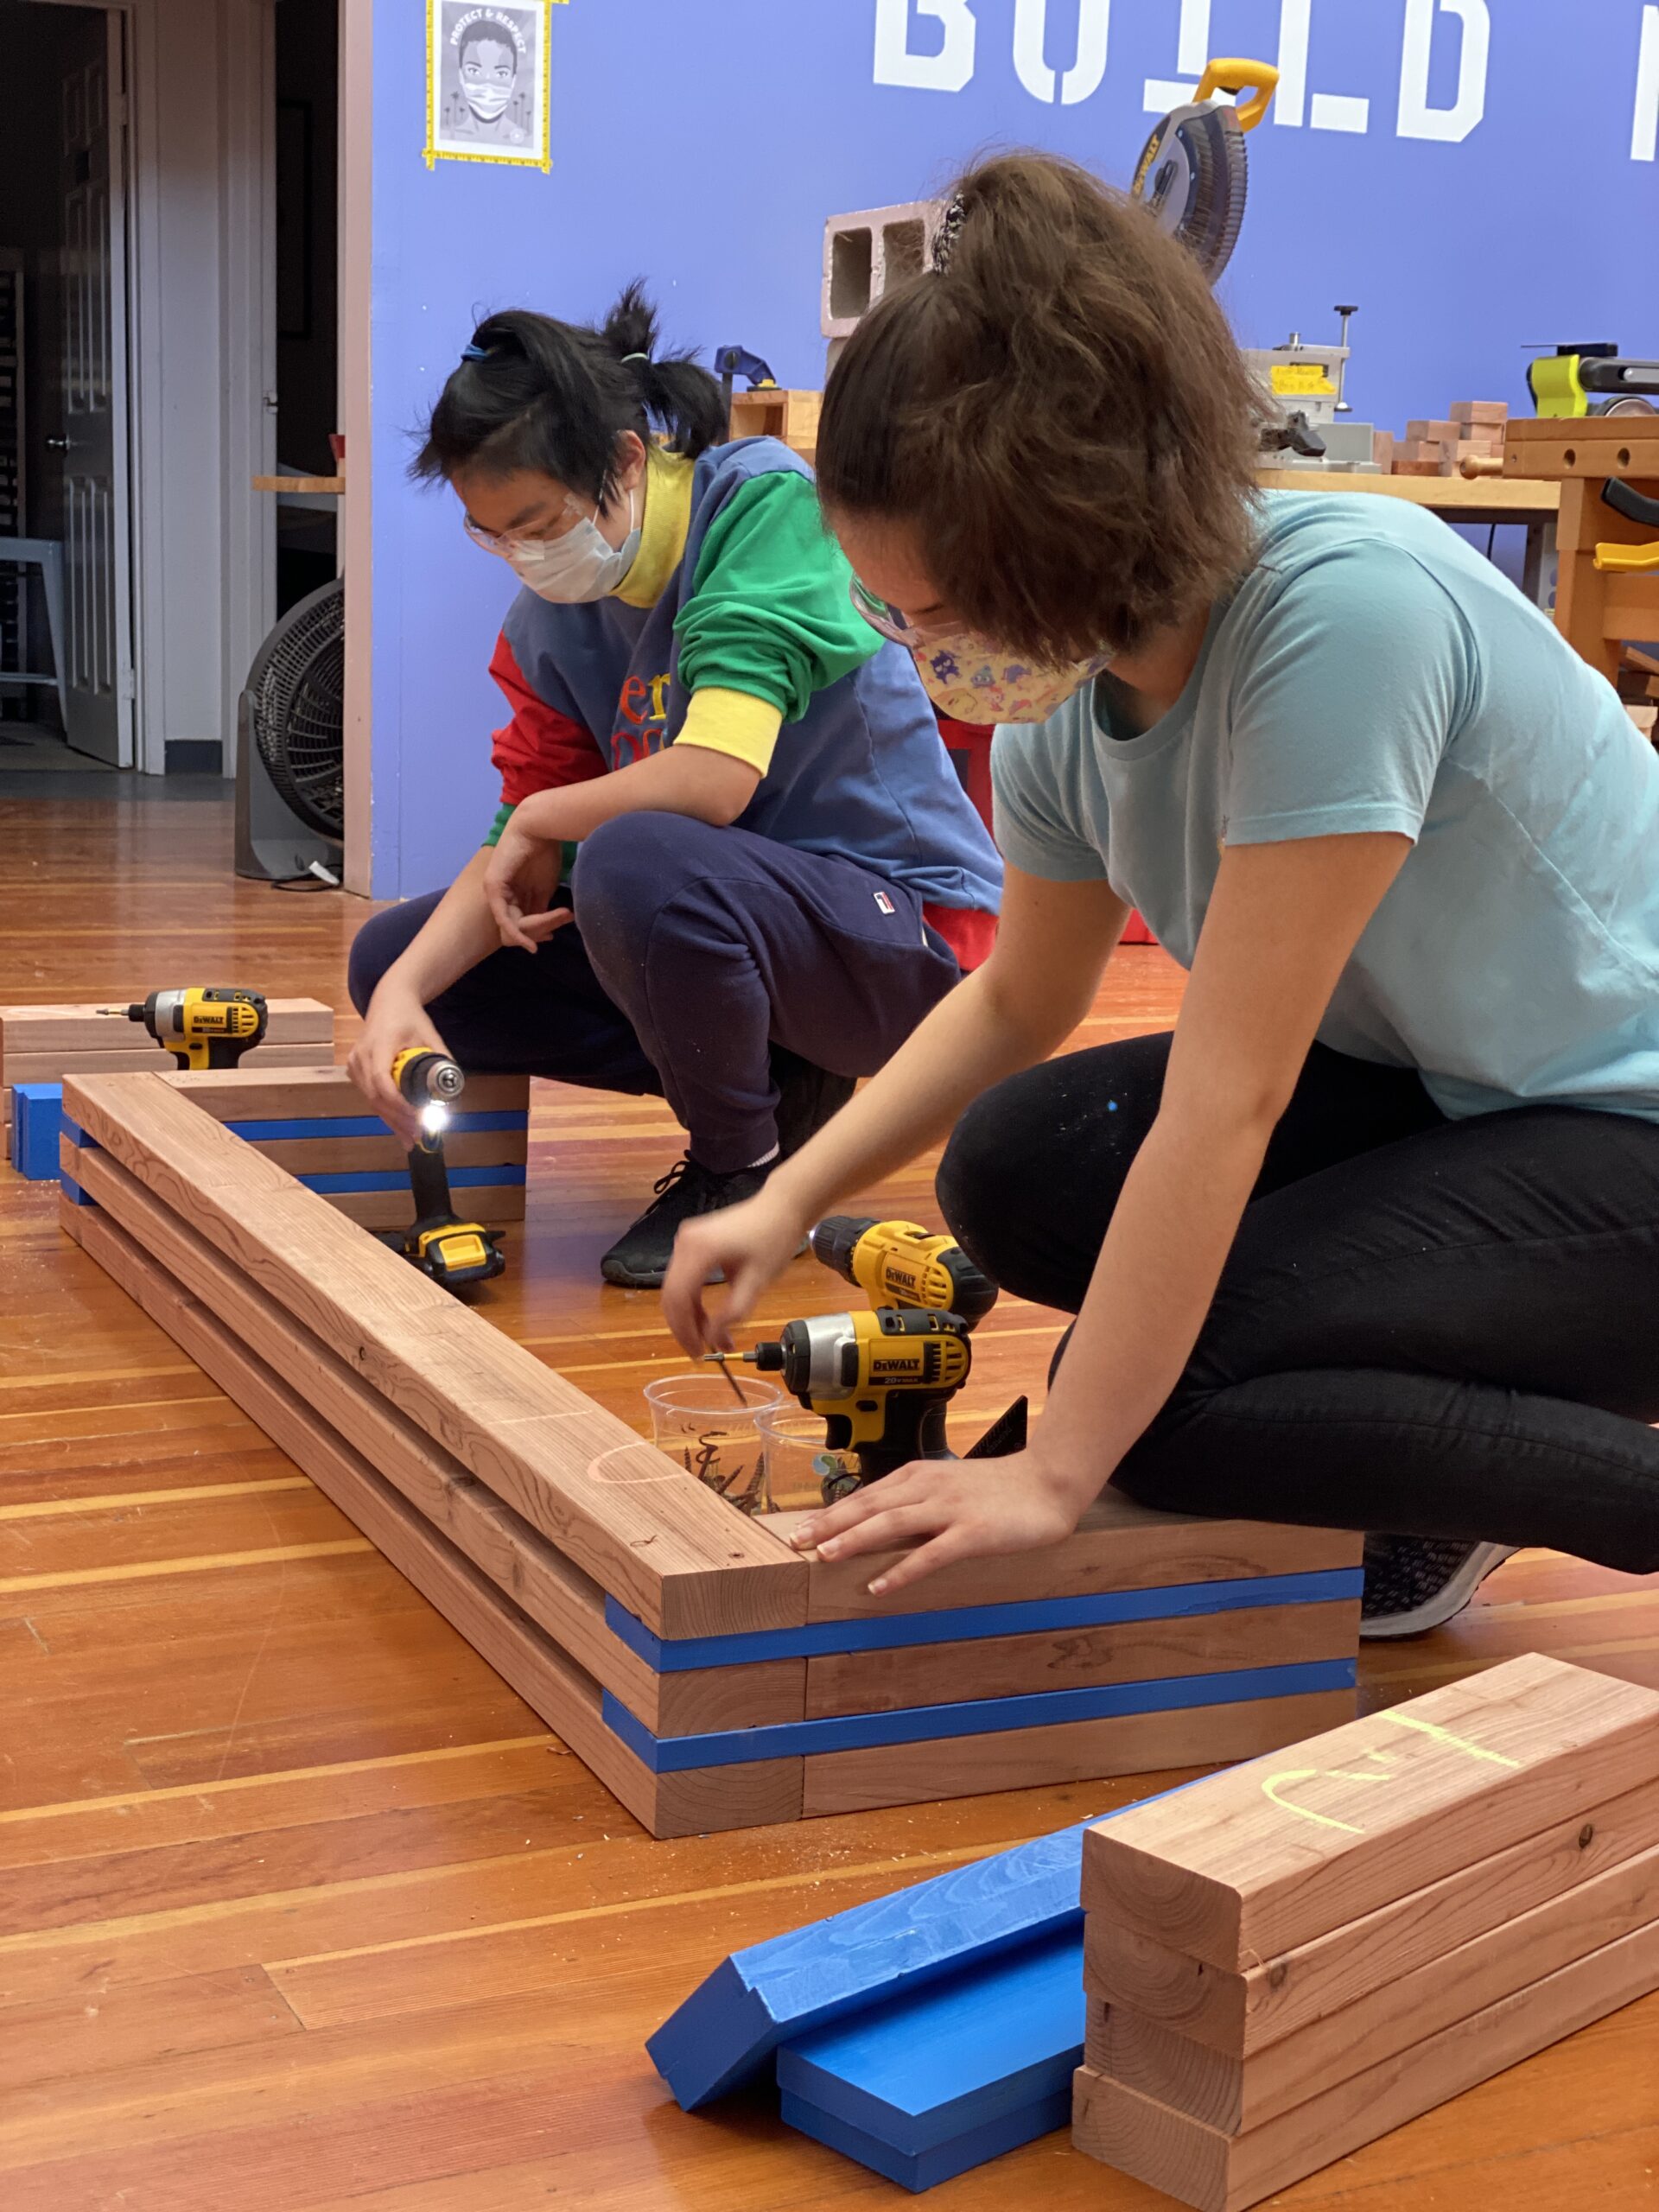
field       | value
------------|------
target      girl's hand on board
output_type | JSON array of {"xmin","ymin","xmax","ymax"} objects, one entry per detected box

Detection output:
[
  {"xmin": 482, "ymin": 820, "xmax": 570, "ymax": 953},
  {"xmin": 346, "ymin": 986, "xmax": 449, "ymax": 1148},
  {"xmin": 662, "ymin": 1188, "xmax": 814, "ymax": 1357},
  {"xmin": 788, "ymin": 1448, "xmax": 1090, "ymax": 1596}
]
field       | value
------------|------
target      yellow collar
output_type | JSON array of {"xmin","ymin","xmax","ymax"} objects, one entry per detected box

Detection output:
[{"xmin": 614, "ymin": 447, "xmax": 694, "ymax": 609}]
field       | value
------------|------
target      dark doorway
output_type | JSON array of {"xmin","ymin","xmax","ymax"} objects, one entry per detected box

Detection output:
[{"xmin": 275, "ymin": 0, "xmax": 339, "ymax": 617}]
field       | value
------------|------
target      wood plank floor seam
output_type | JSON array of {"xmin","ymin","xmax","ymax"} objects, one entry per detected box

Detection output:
[
  {"xmin": 264, "ymin": 1840, "xmax": 1007, "ymax": 1973},
  {"xmin": 0, "ymin": 1538, "xmax": 373, "ymax": 1594},
  {"xmin": 0, "ymin": 1477, "xmax": 315, "ymax": 1521},
  {"xmin": 0, "ymin": 1735, "xmax": 561, "ymax": 1827}
]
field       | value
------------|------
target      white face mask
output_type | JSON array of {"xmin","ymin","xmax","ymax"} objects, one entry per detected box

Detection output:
[{"xmin": 499, "ymin": 488, "xmax": 640, "ymax": 605}]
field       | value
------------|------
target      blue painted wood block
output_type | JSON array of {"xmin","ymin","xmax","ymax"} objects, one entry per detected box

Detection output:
[
  {"xmin": 648, "ymin": 1817, "xmax": 1099, "ymax": 2110},
  {"xmin": 779, "ymin": 2082, "xmax": 1072, "ymax": 2192},
  {"xmin": 776, "ymin": 1928, "xmax": 1085, "ymax": 2188},
  {"xmin": 12, "ymin": 1083, "xmax": 65, "ymax": 1180}
]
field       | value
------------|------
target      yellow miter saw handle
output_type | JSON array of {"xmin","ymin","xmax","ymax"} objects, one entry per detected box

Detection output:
[
  {"xmin": 1593, "ymin": 541, "xmax": 1659, "ymax": 574},
  {"xmin": 1196, "ymin": 57, "xmax": 1279, "ymax": 131}
]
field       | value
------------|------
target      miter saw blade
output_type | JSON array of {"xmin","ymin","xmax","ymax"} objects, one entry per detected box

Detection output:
[{"xmin": 1131, "ymin": 98, "xmax": 1249, "ymax": 285}]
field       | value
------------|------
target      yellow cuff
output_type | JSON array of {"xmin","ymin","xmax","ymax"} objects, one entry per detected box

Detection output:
[{"xmin": 673, "ymin": 687, "xmax": 784, "ymax": 775}]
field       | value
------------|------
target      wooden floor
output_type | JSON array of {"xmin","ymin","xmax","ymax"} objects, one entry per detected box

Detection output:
[{"xmin": 3, "ymin": 796, "xmax": 1656, "ymax": 2209}]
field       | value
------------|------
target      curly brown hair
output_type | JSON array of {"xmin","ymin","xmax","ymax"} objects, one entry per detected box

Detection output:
[{"xmin": 816, "ymin": 151, "xmax": 1268, "ymax": 662}]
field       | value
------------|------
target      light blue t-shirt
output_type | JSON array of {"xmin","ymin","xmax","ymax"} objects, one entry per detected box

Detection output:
[{"xmin": 992, "ymin": 488, "xmax": 1659, "ymax": 1122}]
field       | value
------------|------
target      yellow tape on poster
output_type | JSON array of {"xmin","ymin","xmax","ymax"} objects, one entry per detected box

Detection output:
[{"xmin": 425, "ymin": 0, "xmax": 565, "ymax": 173}]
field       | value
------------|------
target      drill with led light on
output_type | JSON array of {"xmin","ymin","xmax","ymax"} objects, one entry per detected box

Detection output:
[
  {"xmin": 124, "ymin": 987, "xmax": 269, "ymax": 1071},
  {"xmin": 387, "ymin": 1046, "xmax": 505, "ymax": 1291}
]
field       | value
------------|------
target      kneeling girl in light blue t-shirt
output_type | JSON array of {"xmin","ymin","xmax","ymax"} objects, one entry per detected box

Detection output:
[{"xmin": 662, "ymin": 149, "xmax": 1659, "ymax": 1643}]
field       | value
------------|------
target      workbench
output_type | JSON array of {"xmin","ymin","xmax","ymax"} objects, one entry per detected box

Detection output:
[{"xmin": 1259, "ymin": 467, "xmax": 1560, "ymax": 609}]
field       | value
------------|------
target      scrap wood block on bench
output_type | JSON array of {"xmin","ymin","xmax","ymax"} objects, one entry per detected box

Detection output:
[
  {"xmin": 56, "ymin": 1068, "xmax": 1362, "ymax": 1838},
  {"xmin": 1072, "ymin": 1653, "xmax": 1659, "ymax": 2210},
  {"xmin": 0, "ymin": 995, "xmax": 334, "ymax": 1157}
]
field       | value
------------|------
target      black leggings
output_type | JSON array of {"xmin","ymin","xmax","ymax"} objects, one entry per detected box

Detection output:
[{"xmin": 938, "ymin": 1035, "xmax": 1659, "ymax": 1573}]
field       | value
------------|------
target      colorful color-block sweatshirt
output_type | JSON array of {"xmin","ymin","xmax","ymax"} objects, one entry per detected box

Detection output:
[{"xmin": 485, "ymin": 436, "xmax": 1002, "ymax": 967}]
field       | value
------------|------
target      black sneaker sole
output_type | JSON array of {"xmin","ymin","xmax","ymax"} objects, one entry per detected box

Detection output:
[
  {"xmin": 1359, "ymin": 1541, "xmax": 1519, "ymax": 1641},
  {"xmin": 599, "ymin": 1233, "xmax": 810, "ymax": 1294}
]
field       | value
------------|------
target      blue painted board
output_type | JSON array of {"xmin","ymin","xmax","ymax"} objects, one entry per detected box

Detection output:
[
  {"xmin": 606, "ymin": 1567, "xmax": 1364, "ymax": 1671},
  {"xmin": 59, "ymin": 1171, "xmax": 96, "ymax": 1207},
  {"xmin": 606, "ymin": 1657, "xmax": 1357, "ymax": 1770},
  {"xmin": 778, "ymin": 1927, "xmax": 1084, "ymax": 2157},
  {"xmin": 649, "ymin": 1784, "xmax": 1190, "ymax": 2110},
  {"xmin": 778, "ymin": 2084, "xmax": 1071, "ymax": 2193},
  {"xmin": 648, "ymin": 1815, "xmax": 1101, "ymax": 2110},
  {"xmin": 12, "ymin": 1083, "xmax": 64, "ymax": 1180}
]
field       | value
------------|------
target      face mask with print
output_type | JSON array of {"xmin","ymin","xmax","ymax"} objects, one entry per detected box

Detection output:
[
  {"xmin": 505, "ymin": 489, "xmax": 640, "ymax": 605},
  {"xmin": 906, "ymin": 635, "xmax": 1112, "ymax": 723},
  {"xmin": 846, "ymin": 578, "xmax": 1108, "ymax": 724}
]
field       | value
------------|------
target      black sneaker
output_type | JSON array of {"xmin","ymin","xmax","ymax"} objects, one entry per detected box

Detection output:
[
  {"xmin": 1359, "ymin": 1534, "xmax": 1519, "ymax": 1641},
  {"xmin": 600, "ymin": 1156, "xmax": 771, "ymax": 1290},
  {"xmin": 772, "ymin": 1046, "xmax": 857, "ymax": 1160}
]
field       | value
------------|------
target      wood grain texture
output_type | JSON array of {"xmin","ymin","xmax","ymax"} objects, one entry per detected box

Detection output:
[
  {"xmin": 6, "ymin": 1043, "xmax": 332, "ymax": 1085},
  {"xmin": 1072, "ymin": 1909, "xmax": 1659, "ymax": 2210},
  {"xmin": 1, "ymin": 998, "xmax": 330, "ymax": 1063},
  {"xmin": 1086, "ymin": 1834, "xmax": 1659, "ymax": 2133},
  {"xmin": 1080, "ymin": 1654, "xmax": 1659, "ymax": 1967},
  {"xmin": 63, "ymin": 1202, "xmax": 803, "ymax": 1840},
  {"xmin": 804, "ymin": 1599, "xmax": 1359, "ymax": 1718},
  {"xmin": 66, "ymin": 1160, "xmax": 804, "ymax": 1739},
  {"xmin": 63, "ymin": 1072, "xmax": 804, "ymax": 1637},
  {"xmin": 1084, "ymin": 1767, "xmax": 1659, "ymax": 2056},
  {"xmin": 802, "ymin": 1689, "xmax": 1357, "ymax": 1818},
  {"xmin": 162, "ymin": 1065, "xmax": 528, "ymax": 1122},
  {"xmin": 767, "ymin": 1492, "xmax": 1361, "ymax": 1624}
]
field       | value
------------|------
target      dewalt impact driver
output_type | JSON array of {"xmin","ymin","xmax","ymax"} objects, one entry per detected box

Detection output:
[
  {"xmin": 745, "ymin": 1306, "xmax": 974, "ymax": 1484},
  {"xmin": 387, "ymin": 1046, "xmax": 505, "ymax": 1292},
  {"xmin": 126, "ymin": 987, "xmax": 268, "ymax": 1071}
]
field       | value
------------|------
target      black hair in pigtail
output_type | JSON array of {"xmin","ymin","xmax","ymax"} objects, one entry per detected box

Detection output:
[{"xmin": 413, "ymin": 281, "xmax": 726, "ymax": 503}]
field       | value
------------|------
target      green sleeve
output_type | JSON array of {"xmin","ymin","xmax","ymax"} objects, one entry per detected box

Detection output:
[
  {"xmin": 481, "ymin": 803, "xmax": 579, "ymax": 877},
  {"xmin": 676, "ymin": 473, "xmax": 882, "ymax": 721}
]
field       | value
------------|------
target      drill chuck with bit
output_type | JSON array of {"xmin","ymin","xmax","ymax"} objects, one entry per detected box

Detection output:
[{"xmin": 745, "ymin": 1306, "xmax": 971, "ymax": 1481}]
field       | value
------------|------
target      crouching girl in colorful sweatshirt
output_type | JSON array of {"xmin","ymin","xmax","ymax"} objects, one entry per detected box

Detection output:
[{"xmin": 346, "ymin": 285, "xmax": 1001, "ymax": 1285}]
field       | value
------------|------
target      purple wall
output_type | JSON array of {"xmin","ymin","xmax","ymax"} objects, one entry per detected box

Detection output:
[{"xmin": 367, "ymin": 0, "xmax": 1659, "ymax": 898}]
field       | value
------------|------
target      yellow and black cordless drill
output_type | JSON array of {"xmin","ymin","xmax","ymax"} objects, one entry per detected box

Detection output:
[
  {"xmin": 743, "ymin": 1217, "xmax": 1021, "ymax": 1496},
  {"xmin": 745, "ymin": 1306, "xmax": 974, "ymax": 1484},
  {"xmin": 126, "ymin": 986, "xmax": 268, "ymax": 1071},
  {"xmin": 387, "ymin": 1046, "xmax": 505, "ymax": 1293}
]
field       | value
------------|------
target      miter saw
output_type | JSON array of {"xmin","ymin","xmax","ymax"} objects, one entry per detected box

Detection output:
[{"xmin": 1130, "ymin": 57, "xmax": 1277, "ymax": 284}]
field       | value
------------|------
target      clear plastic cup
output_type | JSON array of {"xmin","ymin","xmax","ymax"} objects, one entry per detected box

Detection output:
[
  {"xmin": 756, "ymin": 1404, "xmax": 860, "ymax": 1514},
  {"xmin": 642, "ymin": 1372, "xmax": 784, "ymax": 1516}
]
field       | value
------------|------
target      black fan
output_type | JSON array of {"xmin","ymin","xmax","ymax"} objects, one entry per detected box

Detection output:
[{"xmin": 245, "ymin": 577, "xmax": 344, "ymax": 840}]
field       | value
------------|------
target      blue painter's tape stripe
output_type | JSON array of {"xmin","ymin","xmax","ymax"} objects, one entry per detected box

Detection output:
[
  {"xmin": 60, "ymin": 1170, "xmax": 98, "ymax": 1207},
  {"xmin": 297, "ymin": 1163, "xmax": 528, "ymax": 1195},
  {"xmin": 603, "ymin": 1656, "xmax": 1358, "ymax": 1772},
  {"xmin": 605, "ymin": 1567, "xmax": 1364, "ymax": 1672},
  {"xmin": 226, "ymin": 1109, "xmax": 527, "ymax": 1141}
]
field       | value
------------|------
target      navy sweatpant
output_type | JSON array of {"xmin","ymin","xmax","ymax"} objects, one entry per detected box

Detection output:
[{"xmin": 348, "ymin": 811, "xmax": 964, "ymax": 1173}]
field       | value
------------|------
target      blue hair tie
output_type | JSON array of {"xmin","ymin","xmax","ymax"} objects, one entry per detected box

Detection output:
[{"xmin": 461, "ymin": 341, "xmax": 490, "ymax": 361}]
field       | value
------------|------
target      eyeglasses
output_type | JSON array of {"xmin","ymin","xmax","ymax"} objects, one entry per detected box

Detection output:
[
  {"xmin": 463, "ymin": 493, "xmax": 582, "ymax": 558},
  {"xmin": 849, "ymin": 575, "xmax": 931, "ymax": 649}
]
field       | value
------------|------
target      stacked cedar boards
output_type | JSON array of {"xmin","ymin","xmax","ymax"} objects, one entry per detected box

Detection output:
[
  {"xmin": 1395, "ymin": 400, "xmax": 1507, "ymax": 477},
  {"xmin": 1073, "ymin": 1654, "xmax": 1659, "ymax": 2210},
  {"xmin": 118, "ymin": 1064, "xmax": 531, "ymax": 1229},
  {"xmin": 57, "ymin": 1070, "xmax": 1363, "ymax": 1837},
  {"xmin": 0, "ymin": 996, "xmax": 333, "ymax": 1154}
]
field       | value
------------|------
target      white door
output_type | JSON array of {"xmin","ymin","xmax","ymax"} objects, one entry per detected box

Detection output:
[{"xmin": 41, "ymin": 10, "xmax": 133, "ymax": 764}]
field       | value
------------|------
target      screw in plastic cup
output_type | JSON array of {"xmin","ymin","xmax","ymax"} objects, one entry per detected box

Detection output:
[{"xmin": 642, "ymin": 1372, "xmax": 785, "ymax": 1516}]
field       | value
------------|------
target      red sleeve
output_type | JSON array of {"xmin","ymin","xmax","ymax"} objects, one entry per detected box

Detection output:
[{"xmin": 489, "ymin": 632, "xmax": 608, "ymax": 808}]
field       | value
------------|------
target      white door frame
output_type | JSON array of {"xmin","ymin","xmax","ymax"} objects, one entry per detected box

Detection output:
[{"xmin": 31, "ymin": 0, "xmax": 276, "ymax": 777}]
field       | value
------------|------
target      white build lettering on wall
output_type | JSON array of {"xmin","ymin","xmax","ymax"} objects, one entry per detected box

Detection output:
[{"xmin": 874, "ymin": 0, "xmax": 1659, "ymax": 161}]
